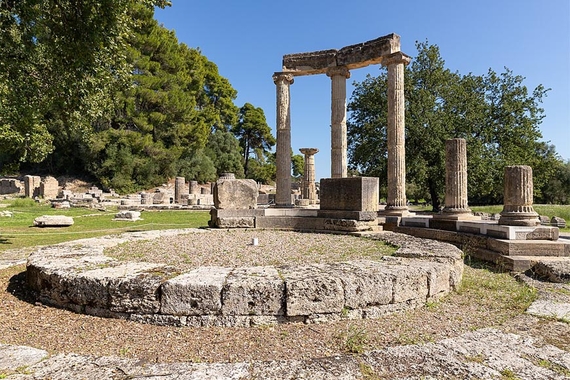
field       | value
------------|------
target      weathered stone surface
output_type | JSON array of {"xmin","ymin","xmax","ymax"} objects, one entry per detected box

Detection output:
[
  {"xmin": 213, "ymin": 179, "xmax": 258, "ymax": 209},
  {"xmin": 33, "ymin": 215, "xmax": 74, "ymax": 227},
  {"xmin": 323, "ymin": 218, "xmax": 377, "ymax": 232},
  {"xmin": 526, "ymin": 300, "xmax": 570, "ymax": 322},
  {"xmin": 532, "ymin": 259, "xmax": 570, "ymax": 283},
  {"xmin": 24, "ymin": 174, "xmax": 41, "ymax": 198},
  {"xmin": 0, "ymin": 178, "xmax": 23, "ymax": 195},
  {"xmin": 222, "ymin": 266, "xmax": 285, "ymax": 316},
  {"xmin": 113, "ymin": 210, "xmax": 142, "ymax": 221},
  {"xmin": 211, "ymin": 216, "xmax": 255, "ymax": 228},
  {"xmin": 161, "ymin": 267, "xmax": 231, "ymax": 316},
  {"xmin": 551, "ymin": 216, "xmax": 567, "ymax": 228},
  {"xmin": 320, "ymin": 177, "xmax": 379, "ymax": 212},
  {"xmin": 0, "ymin": 344, "xmax": 48, "ymax": 372},
  {"xmin": 40, "ymin": 175, "xmax": 59, "ymax": 199},
  {"xmin": 500, "ymin": 165, "xmax": 540, "ymax": 226},
  {"xmin": 327, "ymin": 261, "xmax": 393, "ymax": 309},
  {"xmin": 281, "ymin": 264, "xmax": 344, "ymax": 316}
]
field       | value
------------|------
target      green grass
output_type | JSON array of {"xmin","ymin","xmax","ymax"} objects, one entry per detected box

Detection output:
[{"xmin": 0, "ymin": 200, "xmax": 210, "ymax": 252}]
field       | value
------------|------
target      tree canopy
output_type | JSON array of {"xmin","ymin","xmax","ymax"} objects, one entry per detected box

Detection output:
[{"xmin": 348, "ymin": 41, "xmax": 564, "ymax": 208}]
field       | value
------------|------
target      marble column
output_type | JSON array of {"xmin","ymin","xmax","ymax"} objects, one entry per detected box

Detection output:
[
  {"xmin": 499, "ymin": 165, "xmax": 540, "ymax": 226},
  {"xmin": 273, "ymin": 73, "xmax": 294, "ymax": 206},
  {"xmin": 174, "ymin": 176, "xmax": 185, "ymax": 204},
  {"xmin": 442, "ymin": 138, "xmax": 472, "ymax": 216},
  {"xmin": 189, "ymin": 180, "xmax": 199, "ymax": 195},
  {"xmin": 299, "ymin": 148, "xmax": 319, "ymax": 204},
  {"xmin": 326, "ymin": 66, "xmax": 350, "ymax": 178},
  {"xmin": 382, "ymin": 52, "xmax": 411, "ymax": 216}
]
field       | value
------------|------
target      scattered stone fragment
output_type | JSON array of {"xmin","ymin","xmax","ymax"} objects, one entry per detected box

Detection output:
[
  {"xmin": 33, "ymin": 215, "xmax": 74, "ymax": 227},
  {"xmin": 113, "ymin": 210, "xmax": 142, "ymax": 221}
]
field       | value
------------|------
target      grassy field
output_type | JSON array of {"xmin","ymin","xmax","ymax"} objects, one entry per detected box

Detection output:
[{"xmin": 0, "ymin": 199, "xmax": 210, "ymax": 252}]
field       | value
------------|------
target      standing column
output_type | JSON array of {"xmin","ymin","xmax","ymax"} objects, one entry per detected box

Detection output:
[
  {"xmin": 299, "ymin": 148, "xmax": 319, "ymax": 204},
  {"xmin": 499, "ymin": 165, "xmax": 540, "ymax": 226},
  {"xmin": 326, "ymin": 66, "xmax": 350, "ymax": 178},
  {"xmin": 174, "ymin": 176, "xmax": 185, "ymax": 204},
  {"xmin": 442, "ymin": 138, "xmax": 472, "ymax": 216},
  {"xmin": 273, "ymin": 73, "xmax": 294, "ymax": 207},
  {"xmin": 382, "ymin": 52, "xmax": 411, "ymax": 216}
]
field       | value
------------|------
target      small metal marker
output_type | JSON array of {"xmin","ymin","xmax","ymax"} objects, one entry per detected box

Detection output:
[{"xmin": 252, "ymin": 238, "xmax": 259, "ymax": 246}]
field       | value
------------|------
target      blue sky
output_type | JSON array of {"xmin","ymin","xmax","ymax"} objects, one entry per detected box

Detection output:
[{"xmin": 155, "ymin": 0, "xmax": 570, "ymax": 180}]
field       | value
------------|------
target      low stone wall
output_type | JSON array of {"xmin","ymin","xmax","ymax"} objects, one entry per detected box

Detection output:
[{"xmin": 26, "ymin": 230, "xmax": 464, "ymax": 327}]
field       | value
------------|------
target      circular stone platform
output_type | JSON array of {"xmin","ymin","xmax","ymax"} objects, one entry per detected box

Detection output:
[{"xmin": 25, "ymin": 229, "xmax": 464, "ymax": 327}]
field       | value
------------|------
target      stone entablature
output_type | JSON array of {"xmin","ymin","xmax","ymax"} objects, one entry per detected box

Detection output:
[
  {"xmin": 26, "ymin": 230, "xmax": 463, "ymax": 327},
  {"xmin": 282, "ymin": 34, "xmax": 401, "ymax": 75}
]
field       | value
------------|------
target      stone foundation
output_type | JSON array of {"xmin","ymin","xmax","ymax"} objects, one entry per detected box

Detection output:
[{"xmin": 26, "ymin": 230, "xmax": 463, "ymax": 327}]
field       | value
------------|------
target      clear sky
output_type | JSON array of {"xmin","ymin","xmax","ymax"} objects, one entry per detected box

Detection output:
[{"xmin": 155, "ymin": 0, "xmax": 570, "ymax": 180}]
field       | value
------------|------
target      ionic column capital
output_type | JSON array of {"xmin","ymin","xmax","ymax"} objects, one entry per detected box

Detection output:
[
  {"xmin": 326, "ymin": 66, "xmax": 351, "ymax": 79},
  {"xmin": 273, "ymin": 72, "xmax": 295, "ymax": 85},
  {"xmin": 381, "ymin": 51, "xmax": 412, "ymax": 67}
]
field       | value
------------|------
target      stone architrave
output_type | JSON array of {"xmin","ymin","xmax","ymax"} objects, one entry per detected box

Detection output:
[
  {"xmin": 213, "ymin": 179, "xmax": 258, "ymax": 210},
  {"xmin": 441, "ymin": 138, "xmax": 472, "ymax": 218},
  {"xmin": 299, "ymin": 148, "xmax": 319, "ymax": 204},
  {"xmin": 273, "ymin": 73, "xmax": 294, "ymax": 207},
  {"xmin": 174, "ymin": 177, "xmax": 185, "ymax": 204},
  {"xmin": 326, "ymin": 66, "xmax": 350, "ymax": 178},
  {"xmin": 499, "ymin": 165, "xmax": 540, "ymax": 226},
  {"xmin": 381, "ymin": 52, "xmax": 411, "ymax": 216},
  {"xmin": 24, "ymin": 175, "xmax": 41, "ymax": 198}
]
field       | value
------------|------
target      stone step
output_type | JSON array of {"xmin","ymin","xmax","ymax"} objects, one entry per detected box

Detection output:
[{"xmin": 488, "ymin": 239, "xmax": 570, "ymax": 257}]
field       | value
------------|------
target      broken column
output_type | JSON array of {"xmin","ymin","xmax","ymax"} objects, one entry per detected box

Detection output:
[
  {"xmin": 499, "ymin": 165, "xmax": 540, "ymax": 226},
  {"xmin": 174, "ymin": 176, "xmax": 185, "ymax": 204},
  {"xmin": 273, "ymin": 73, "xmax": 294, "ymax": 207},
  {"xmin": 189, "ymin": 181, "xmax": 199, "ymax": 195},
  {"xmin": 382, "ymin": 52, "xmax": 411, "ymax": 216},
  {"xmin": 327, "ymin": 66, "xmax": 350, "ymax": 178},
  {"xmin": 299, "ymin": 148, "xmax": 319, "ymax": 204},
  {"xmin": 441, "ymin": 138, "xmax": 472, "ymax": 217}
]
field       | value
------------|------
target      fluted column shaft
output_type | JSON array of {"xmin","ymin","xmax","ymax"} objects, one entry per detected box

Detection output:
[
  {"xmin": 499, "ymin": 165, "xmax": 540, "ymax": 226},
  {"xmin": 443, "ymin": 138, "xmax": 471, "ymax": 214},
  {"xmin": 327, "ymin": 66, "xmax": 350, "ymax": 178},
  {"xmin": 273, "ymin": 73, "xmax": 294, "ymax": 207},
  {"xmin": 383, "ymin": 52, "xmax": 411, "ymax": 215},
  {"xmin": 300, "ymin": 148, "xmax": 319, "ymax": 204}
]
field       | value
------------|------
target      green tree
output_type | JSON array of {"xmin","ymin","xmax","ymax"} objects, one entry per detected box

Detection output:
[
  {"xmin": 204, "ymin": 130, "xmax": 245, "ymax": 178},
  {"xmin": 233, "ymin": 103, "xmax": 275, "ymax": 176},
  {"xmin": 0, "ymin": 0, "xmax": 169, "ymax": 172},
  {"xmin": 348, "ymin": 41, "xmax": 556, "ymax": 209},
  {"xmin": 291, "ymin": 153, "xmax": 304, "ymax": 179}
]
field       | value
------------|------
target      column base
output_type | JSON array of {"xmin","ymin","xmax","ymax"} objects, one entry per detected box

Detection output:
[
  {"xmin": 499, "ymin": 212, "xmax": 541, "ymax": 227},
  {"xmin": 380, "ymin": 206, "xmax": 412, "ymax": 217}
]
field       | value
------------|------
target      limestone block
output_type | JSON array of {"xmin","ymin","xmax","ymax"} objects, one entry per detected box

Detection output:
[
  {"xmin": 66, "ymin": 272, "xmax": 111, "ymax": 309},
  {"xmin": 213, "ymin": 179, "xmax": 258, "ymax": 209},
  {"xmin": 161, "ymin": 267, "xmax": 231, "ymax": 316},
  {"xmin": 221, "ymin": 266, "xmax": 285, "ymax": 316},
  {"xmin": 327, "ymin": 261, "xmax": 393, "ymax": 309},
  {"xmin": 52, "ymin": 201, "xmax": 70, "ymax": 209},
  {"xmin": 380, "ymin": 260, "xmax": 429, "ymax": 303},
  {"xmin": 40, "ymin": 176, "xmax": 59, "ymax": 199},
  {"xmin": 24, "ymin": 175, "xmax": 41, "ymax": 198},
  {"xmin": 323, "ymin": 218, "xmax": 377, "ymax": 232},
  {"xmin": 0, "ymin": 344, "xmax": 48, "ymax": 373},
  {"xmin": 551, "ymin": 216, "xmax": 566, "ymax": 229},
  {"xmin": 103, "ymin": 262, "xmax": 171, "ymax": 313},
  {"xmin": 212, "ymin": 217, "xmax": 255, "ymax": 228},
  {"xmin": 33, "ymin": 215, "xmax": 74, "ymax": 227},
  {"xmin": 114, "ymin": 210, "xmax": 142, "ymax": 221},
  {"xmin": 0, "ymin": 178, "xmax": 23, "ymax": 195},
  {"xmin": 281, "ymin": 265, "xmax": 344, "ymax": 316},
  {"xmin": 320, "ymin": 177, "xmax": 379, "ymax": 212}
]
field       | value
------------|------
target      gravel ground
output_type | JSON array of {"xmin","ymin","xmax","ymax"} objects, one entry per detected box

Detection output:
[
  {"xmin": 1, "ymin": 230, "xmax": 568, "ymax": 365},
  {"xmin": 105, "ymin": 229, "xmax": 396, "ymax": 270}
]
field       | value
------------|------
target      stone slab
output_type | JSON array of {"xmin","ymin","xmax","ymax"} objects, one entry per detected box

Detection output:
[
  {"xmin": 0, "ymin": 344, "xmax": 49, "ymax": 372},
  {"xmin": 33, "ymin": 215, "xmax": 74, "ymax": 227},
  {"xmin": 317, "ymin": 210, "xmax": 377, "ymax": 221},
  {"xmin": 213, "ymin": 179, "xmax": 258, "ymax": 209},
  {"xmin": 526, "ymin": 300, "xmax": 570, "ymax": 322}
]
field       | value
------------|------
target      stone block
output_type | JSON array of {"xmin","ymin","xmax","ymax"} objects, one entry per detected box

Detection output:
[
  {"xmin": 380, "ymin": 260, "xmax": 429, "ymax": 303},
  {"xmin": 114, "ymin": 210, "xmax": 142, "ymax": 221},
  {"xmin": 319, "ymin": 177, "xmax": 379, "ymax": 212},
  {"xmin": 323, "ymin": 218, "xmax": 377, "ymax": 232},
  {"xmin": 327, "ymin": 261, "xmax": 393, "ymax": 309},
  {"xmin": 211, "ymin": 217, "xmax": 255, "ymax": 228},
  {"xmin": 161, "ymin": 267, "xmax": 231, "ymax": 316},
  {"xmin": 40, "ymin": 176, "xmax": 59, "ymax": 199},
  {"xmin": 317, "ymin": 210, "xmax": 377, "ymax": 221},
  {"xmin": 281, "ymin": 264, "xmax": 344, "ymax": 316},
  {"xmin": 0, "ymin": 178, "xmax": 23, "ymax": 195},
  {"xmin": 221, "ymin": 266, "xmax": 285, "ymax": 316},
  {"xmin": 213, "ymin": 179, "xmax": 258, "ymax": 209},
  {"xmin": 33, "ymin": 215, "xmax": 74, "ymax": 227},
  {"xmin": 551, "ymin": 216, "xmax": 566, "ymax": 228},
  {"xmin": 99, "ymin": 263, "xmax": 171, "ymax": 313}
]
